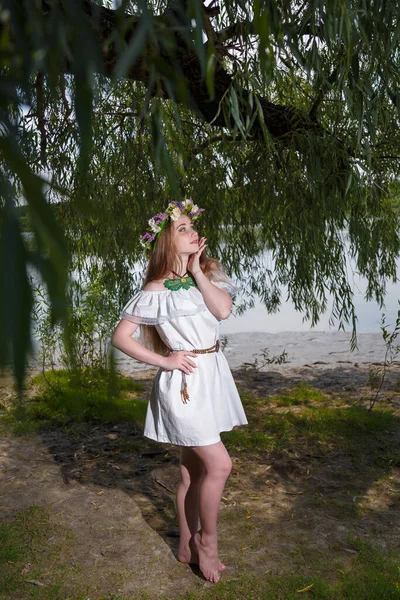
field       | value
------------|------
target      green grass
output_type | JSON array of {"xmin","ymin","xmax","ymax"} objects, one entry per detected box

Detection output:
[
  {"xmin": 274, "ymin": 382, "xmax": 329, "ymax": 406},
  {"xmin": 2, "ymin": 509, "xmax": 399, "ymax": 600},
  {"xmin": 1, "ymin": 378, "xmax": 400, "ymax": 599},
  {"xmin": 177, "ymin": 553, "xmax": 400, "ymax": 599},
  {"xmin": 222, "ymin": 387, "xmax": 398, "ymax": 464},
  {"xmin": 0, "ymin": 368, "xmax": 148, "ymax": 435},
  {"xmin": 138, "ymin": 536, "xmax": 400, "ymax": 599},
  {"xmin": 0, "ymin": 506, "xmax": 78, "ymax": 600},
  {"xmin": 177, "ymin": 533, "xmax": 400, "ymax": 599}
]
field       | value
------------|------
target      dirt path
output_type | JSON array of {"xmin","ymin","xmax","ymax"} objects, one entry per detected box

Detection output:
[
  {"xmin": 0, "ymin": 431, "xmax": 207, "ymax": 598},
  {"xmin": 1, "ymin": 365, "xmax": 400, "ymax": 598}
]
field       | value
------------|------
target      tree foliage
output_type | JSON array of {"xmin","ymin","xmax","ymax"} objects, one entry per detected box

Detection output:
[{"xmin": 1, "ymin": 0, "xmax": 400, "ymax": 392}]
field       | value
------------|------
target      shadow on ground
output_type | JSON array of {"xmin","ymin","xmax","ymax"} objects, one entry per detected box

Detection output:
[
  {"xmin": 1, "ymin": 364, "xmax": 400, "ymax": 597},
  {"xmin": 38, "ymin": 365, "xmax": 400, "ymax": 569}
]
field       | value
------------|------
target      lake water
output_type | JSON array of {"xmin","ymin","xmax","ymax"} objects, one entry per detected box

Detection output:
[
  {"xmin": 221, "ymin": 242, "xmax": 400, "ymax": 335},
  {"xmin": 223, "ymin": 275, "xmax": 400, "ymax": 335}
]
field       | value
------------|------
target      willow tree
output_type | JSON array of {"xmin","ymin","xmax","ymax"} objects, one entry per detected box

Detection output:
[{"xmin": 1, "ymin": 0, "xmax": 400, "ymax": 392}]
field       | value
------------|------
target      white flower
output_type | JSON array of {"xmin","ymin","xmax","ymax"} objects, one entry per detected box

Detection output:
[
  {"xmin": 170, "ymin": 207, "xmax": 181, "ymax": 221},
  {"xmin": 191, "ymin": 204, "xmax": 199, "ymax": 213},
  {"xmin": 183, "ymin": 199, "xmax": 192, "ymax": 209},
  {"xmin": 148, "ymin": 217, "xmax": 160, "ymax": 233}
]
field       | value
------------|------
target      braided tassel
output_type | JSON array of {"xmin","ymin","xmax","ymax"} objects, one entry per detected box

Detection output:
[{"xmin": 180, "ymin": 373, "xmax": 190, "ymax": 404}]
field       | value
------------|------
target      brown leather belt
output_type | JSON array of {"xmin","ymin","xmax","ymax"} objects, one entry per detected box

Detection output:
[
  {"xmin": 192, "ymin": 339, "xmax": 220, "ymax": 355},
  {"xmin": 179, "ymin": 340, "xmax": 220, "ymax": 404}
]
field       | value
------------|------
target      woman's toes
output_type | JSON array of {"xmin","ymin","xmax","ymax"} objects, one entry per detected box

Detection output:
[{"xmin": 208, "ymin": 570, "xmax": 221, "ymax": 583}]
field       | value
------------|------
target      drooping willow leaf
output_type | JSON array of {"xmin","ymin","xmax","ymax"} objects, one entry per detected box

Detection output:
[{"xmin": 0, "ymin": 0, "xmax": 399, "ymax": 390}]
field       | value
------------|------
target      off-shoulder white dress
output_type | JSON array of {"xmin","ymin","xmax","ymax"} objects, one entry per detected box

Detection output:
[{"xmin": 119, "ymin": 280, "xmax": 248, "ymax": 446}]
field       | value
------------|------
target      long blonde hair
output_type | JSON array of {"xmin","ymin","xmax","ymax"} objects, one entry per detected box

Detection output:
[{"xmin": 140, "ymin": 219, "xmax": 229, "ymax": 355}]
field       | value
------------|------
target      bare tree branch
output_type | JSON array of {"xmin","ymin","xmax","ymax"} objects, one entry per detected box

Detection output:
[{"xmin": 213, "ymin": 19, "xmax": 255, "ymax": 44}]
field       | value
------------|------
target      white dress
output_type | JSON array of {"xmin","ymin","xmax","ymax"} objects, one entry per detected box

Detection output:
[{"xmin": 119, "ymin": 280, "xmax": 248, "ymax": 446}]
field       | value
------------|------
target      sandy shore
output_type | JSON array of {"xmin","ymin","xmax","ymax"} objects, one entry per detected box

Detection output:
[{"xmin": 112, "ymin": 330, "xmax": 390, "ymax": 375}]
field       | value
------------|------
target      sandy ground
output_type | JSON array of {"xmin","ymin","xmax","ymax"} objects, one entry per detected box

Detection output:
[{"xmin": 112, "ymin": 330, "xmax": 389, "ymax": 374}]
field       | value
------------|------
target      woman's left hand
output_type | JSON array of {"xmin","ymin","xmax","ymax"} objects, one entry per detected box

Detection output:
[{"xmin": 188, "ymin": 237, "xmax": 207, "ymax": 275}]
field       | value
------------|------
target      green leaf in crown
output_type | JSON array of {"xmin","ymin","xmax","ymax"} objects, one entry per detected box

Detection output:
[{"xmin": 164, "ymin": 275, "xmax": 197, "ymax": 291}]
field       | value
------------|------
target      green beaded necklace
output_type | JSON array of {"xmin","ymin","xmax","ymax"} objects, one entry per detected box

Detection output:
[{"xmin": 163, "ymin": 271, "xmax": 197, "ymax": 291}]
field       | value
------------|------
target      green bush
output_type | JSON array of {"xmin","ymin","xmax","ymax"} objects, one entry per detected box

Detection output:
[{"xmin": 3, "ymin": 368, "xmax": 148, "ymax": 433}]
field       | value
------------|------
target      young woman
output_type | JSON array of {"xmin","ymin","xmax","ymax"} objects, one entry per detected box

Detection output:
[{"xmin": 111, "ymin": 199, "xmax": 248, "ymax": 583}]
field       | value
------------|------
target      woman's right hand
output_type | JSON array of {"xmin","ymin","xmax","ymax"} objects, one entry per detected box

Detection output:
[{"xmin": 161, "ymin": 351, "xmax": 198, "ymax": 375}]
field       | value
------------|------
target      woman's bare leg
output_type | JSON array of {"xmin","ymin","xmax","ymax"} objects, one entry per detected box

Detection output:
[
  {"xmin": 176, "ymin": 446, "xmax": 205, "ymax": 564},
  {"xmin": 191, "ymin": 441, "xmax": 232, "ymax": 583}
]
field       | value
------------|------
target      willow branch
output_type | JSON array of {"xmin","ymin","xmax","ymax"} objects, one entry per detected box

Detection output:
[
  {"xmin": 46, "ymin": 0, "xmax": 321, "ymax": 141},
  {"xmin": 309, "ymin": 63, "xmax": 341, "ymax": 120},
  {"xmin": 192, "ymin": 133, "xmax": 240, "ymax": 154},
  {"xmin": 35, "ymin": 73, "xmax": 47, "ymax": 167}
]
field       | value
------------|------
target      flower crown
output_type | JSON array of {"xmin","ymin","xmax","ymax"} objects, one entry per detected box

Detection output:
[{"xmin": 139, "ymin": 198, "xmax": 205, "ymax": 250}]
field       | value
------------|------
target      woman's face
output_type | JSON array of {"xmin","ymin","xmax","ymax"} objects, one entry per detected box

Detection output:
[{"xmin": 172, "ymin": 214, "xmax": 199, "ymax": 255}]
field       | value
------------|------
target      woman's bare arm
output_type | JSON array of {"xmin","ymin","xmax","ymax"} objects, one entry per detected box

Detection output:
[
  {"xmin": 111, "ymin": 319, "xmax": 166, "ymax": 368},
  {"xmin": 188, "ymin": 237, "xmax": 233, "ymax": 320},
  {"xmin": 192, "ymin": 270, "xmax": 232, "ymax": 320}
]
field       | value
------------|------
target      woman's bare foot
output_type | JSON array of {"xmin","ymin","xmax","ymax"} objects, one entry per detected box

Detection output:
[
  {"xmin": 178, "ymin": 536, "xmax": 198, "ymax": 565},
  {"xmin": 193, "ymin": 531, "xmax": 223, "ymax": 583},
  {"xmin": 178, "ymin": 536, "xmax": 226, "ymax": 572}
]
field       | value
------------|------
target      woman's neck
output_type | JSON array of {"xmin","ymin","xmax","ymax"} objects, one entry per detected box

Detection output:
[{"xmin": 171, "ymin": 256, "xmax": 189, "ymax": 277}]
